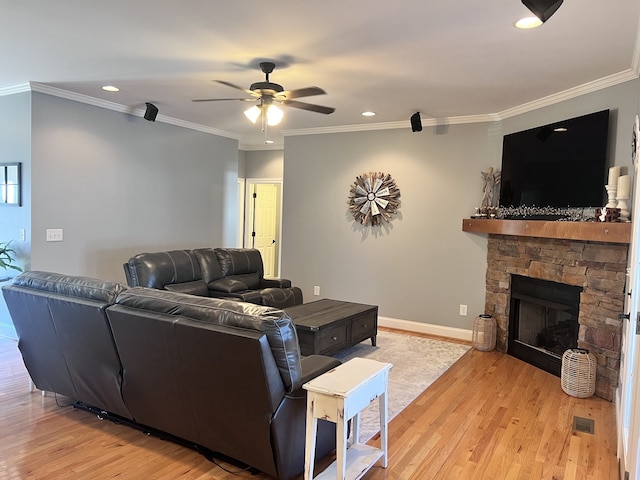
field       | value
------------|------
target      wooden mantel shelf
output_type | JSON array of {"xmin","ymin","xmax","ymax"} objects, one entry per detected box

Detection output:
[{"xmin": 462, "ymin": 218, "xmax": 632, "ymax": 244}]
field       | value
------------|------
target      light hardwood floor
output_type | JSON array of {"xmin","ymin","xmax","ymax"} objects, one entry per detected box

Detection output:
[{"xmin": 0, "ymin": 330, "xmax": 618, "ymax": 479}]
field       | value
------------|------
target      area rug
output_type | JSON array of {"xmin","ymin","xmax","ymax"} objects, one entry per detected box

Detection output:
[{"xmin": 333, "ymin": 330, "xmax": 471, "ymax": 441}]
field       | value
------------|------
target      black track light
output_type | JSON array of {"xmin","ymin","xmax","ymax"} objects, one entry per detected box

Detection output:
[
  {"xmin": 144, "ymin": 103, "xmax": 158, "ymax": 122},
  {"xmin": 521, "ymin": 0, "xmax": 563, "ymax": 23},
  {"xmin": 410, "ymin": 112, "xmax": 422, "ymax": 132}
]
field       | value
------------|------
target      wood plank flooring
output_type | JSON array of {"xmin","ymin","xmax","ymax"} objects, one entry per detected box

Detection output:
[{"xmin": 0, "ymin": 330, "xmax": 618, "ymax": 479}]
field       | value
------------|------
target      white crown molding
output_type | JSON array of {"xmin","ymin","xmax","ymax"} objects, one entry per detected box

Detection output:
[
  {"xmin": 497, "ymin": 69, "xmax": 639, "ymax": 120},
  {"xmin": 4, "ymin": 82, "xmax": 241, "ymax": 140},
  {"xmin": 282, "ymin": 113, "xmax": 500, "ymax": 137},
  {"xmin": 284, "ymin": 70, "xmax": 639, "ymax": 138},
  {"xmin": 3, "ymin": 67, "xmax": 639, "ymax": 145},
  {"xmin": 0, "ymin": 83, "xmax": 31, "ymax": 96}
]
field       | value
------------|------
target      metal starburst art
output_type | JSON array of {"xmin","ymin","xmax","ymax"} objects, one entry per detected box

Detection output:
[{"xmin": 348, "ymin": 172, "xmax": 400, "ymax": 226}]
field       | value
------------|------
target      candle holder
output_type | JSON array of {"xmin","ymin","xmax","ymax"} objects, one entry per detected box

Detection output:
[
  {"xmin": 605, "ymin": 184, "xmax": 618, "ymax": 208},
  {"xmin": 616, "ymin": 195, "xmax": 630, "ymax": 222}
]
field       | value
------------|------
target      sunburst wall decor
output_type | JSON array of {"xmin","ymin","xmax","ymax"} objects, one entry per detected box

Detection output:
[{"xmin": 348, "ymin": 172, "xmax": 400, "ymax": 226}]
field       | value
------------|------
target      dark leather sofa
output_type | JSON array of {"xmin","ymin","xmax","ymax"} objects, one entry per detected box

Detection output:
[
  {"xmin": 123, "ymin": 248, "xmax": 303, "ymax": 308},
  {"xmin": 2, "ymin": 271, "xmax": 339, "ymax": 480}
]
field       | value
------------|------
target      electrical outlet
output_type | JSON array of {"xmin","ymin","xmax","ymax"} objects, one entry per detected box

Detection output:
[
  {"xmin": 313, "ymin": 286, "xmax": 320, "ymax": 296},
  {"xmin": 459, "ymin": 304, "xmax": 468, "ymax": 316},
  {"xmin": 46, "ymin": 228, "xmax": 63, "ymax": 242}
]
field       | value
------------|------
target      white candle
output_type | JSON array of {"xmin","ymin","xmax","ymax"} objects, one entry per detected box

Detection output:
[
  {"xmin": 618, "ymin": 174, "xmax": 631, "ymax": 198},
  {"xmin": 608, "ymin": 166, "xmax": 621, "ymax": 186}
]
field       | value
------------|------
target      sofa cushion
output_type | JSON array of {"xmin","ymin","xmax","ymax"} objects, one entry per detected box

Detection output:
[
  {"xmin": 125, "ymin": 250, "xmax": 201, "ymax": 289},
  {"xmin": 208, "ymin": 277, "xmax": 249, "ymax": 293},
  {"xmin": 193, "ymin": 248, "xmax": 224, "ymax": 283},
  {"xmin": 215, "ymin": 248, "xmax": 264, "ymax": 278},
  {"xmin": 11, "ymin": 270, "xmax": 128, "ymax": 303},
  {"xmin": 234, "ymin": 273, "xmax": 260, "ymax": 289},
  {"xmin": 164, "ymin": 280, "xmax": 209, "ymax": 296},
  {"xmin": 115, "ymin": 287, "xmax": 303, "ymax": 392},
  {"xmin": 260, "ymin": 287, "xmax": 304, "ymax": 309}
]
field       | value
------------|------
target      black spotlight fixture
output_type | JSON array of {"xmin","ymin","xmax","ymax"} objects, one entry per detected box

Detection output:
[
  {"xmin": 144, "ymin": 102, "xmax": 158, "ymax": 122},
  {"xmin": 521, "ymin": 0, "xmax": 563, "ymax": 23},
  {"xmin": 410, "ymin": 112, "xmax": 422, "ymax": 132}
]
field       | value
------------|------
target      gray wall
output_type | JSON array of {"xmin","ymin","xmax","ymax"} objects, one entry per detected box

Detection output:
[
  {"xmin": 0, "ymin": 92, "xmax": 31, "ymax": 339},
  {"xmin": 29, "ymin": 92, "xmax": 240, "ymax": 282},
  {"xmin": 281, "ymin": 78, "xmax": 640, "ymax": 331},
  {"xmin": 244, "ymin": 150, "xmax": 284, "ymax": 178},
  {"xmin": 0, "ymin": 92, "xmax": 31, "ymax": 267},
  {"xmin": 282, "ymin": 124, "xmax": 496, "ymax": 329}
]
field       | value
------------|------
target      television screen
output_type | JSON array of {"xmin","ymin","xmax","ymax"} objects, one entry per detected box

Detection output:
[{"xmin": 499, "ymin": 110, "xmax": 610, "ymax": 209}]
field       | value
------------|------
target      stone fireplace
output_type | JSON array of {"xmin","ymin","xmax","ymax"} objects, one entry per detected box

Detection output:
[{"xmin": 483, "ymin": 234, "xmax": 628, "ymax": 401}]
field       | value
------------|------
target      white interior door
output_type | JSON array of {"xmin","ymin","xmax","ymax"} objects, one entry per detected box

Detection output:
[
  {"xmin": 618, "ymin": 148, "xmax": 640, "ymax": 479},
  {"xmin": 245, "ymin": 181, "xmax": 282, "ymax": 278}
]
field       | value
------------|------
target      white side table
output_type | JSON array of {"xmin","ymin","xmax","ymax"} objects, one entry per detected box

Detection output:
[{"xmin": 303, "ymin": 357, "xmax": 392, "ymax": 480}]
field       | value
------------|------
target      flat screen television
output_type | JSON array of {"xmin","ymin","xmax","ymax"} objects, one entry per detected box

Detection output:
[{"xmin": 499, "ymin": 109, "xmax": 610, "ymax": 210}]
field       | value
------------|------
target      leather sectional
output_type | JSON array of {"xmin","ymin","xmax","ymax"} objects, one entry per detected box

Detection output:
[
  {"xmin": 123, "ymin": 247, "xmax": 303, "ymax": 308},
  {"xmin": 2, "ymin": 271, "xmax": 339, "ymax": 480}
]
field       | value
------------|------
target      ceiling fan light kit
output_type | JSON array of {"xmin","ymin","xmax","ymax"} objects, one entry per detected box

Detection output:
[
  {"xmin": 521, "ymin": 0, "xmax": 563, "ymax": 22},
  {"xmin": 244, "ymin": 105, "xmax": 261, "ymax": 123},
  {"xmin": 193, "ymin": 61, "xmax": 335, "ymax": 127}
]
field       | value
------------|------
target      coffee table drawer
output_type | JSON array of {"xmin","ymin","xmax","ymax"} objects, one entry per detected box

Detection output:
[
  {"xmin": 351, "ymin": 311, "xmax": 377, "ymax": 341},
  {"xmin": 318, "ymin": 323, "xmax": 349, "ymax": 353}
]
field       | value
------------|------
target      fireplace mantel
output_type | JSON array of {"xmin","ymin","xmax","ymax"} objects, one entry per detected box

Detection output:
[{"xmin": 462, "ymin": 218, "xmax": 631, "ymax": 244}]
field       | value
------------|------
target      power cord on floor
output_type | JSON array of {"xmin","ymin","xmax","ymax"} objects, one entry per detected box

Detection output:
[{"xmin": 196, "ymin": 446, "xmax": 257, "ymax": 476}]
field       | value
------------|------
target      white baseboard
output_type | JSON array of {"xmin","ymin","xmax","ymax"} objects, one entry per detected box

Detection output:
[{"xmin": 379, "ymin": 316, "xmax": 473, "ymax": 342}]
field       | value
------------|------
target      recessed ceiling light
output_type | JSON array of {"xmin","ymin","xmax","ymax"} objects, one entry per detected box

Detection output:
[
  {"xmin": 264, "ymin": 139, "xmax": 275, "ymax": 145},
  {"xmin": 554, "ymin": 127, "xmax": 568, "ymax": 132},
  {"xmin": 362, "ymin": 111, "xmax": 376, "ymax": 117},
  {"xmin": 102, "ymin": 85, "xmax": 120, "ymax": 92},
  {"xmin": 515, "ymin": 16, "xmax": 543, "ymax": 29}
]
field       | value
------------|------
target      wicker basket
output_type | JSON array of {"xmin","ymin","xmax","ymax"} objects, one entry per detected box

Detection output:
[
  {"xmin": 472, "ymin": 314, "xmax": 496, "ymax": 351},
  {"xmin": 561, "ymin": 348, "xmax": 596, "ymax": 398}
]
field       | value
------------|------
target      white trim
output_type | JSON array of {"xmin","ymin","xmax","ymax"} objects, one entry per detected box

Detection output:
[
  {"xmin": 498, "ymin": 69, "xmax": 639, "ymax": 120},
  {"xmin": 4, "ymin": 82, "xmax": 241, "ymax": 140},
  {"xmin": 0, "ymin": 83, "xmax": 31, "ymax": 96},
  {"xmin": 3, "ymin": 68, "xmax": 638, "ymax": 144},
  {"xmin": 236, "ymin": 178, "xmax": 245, "ymax": 248},
  {"xmin": 378, "ymin": 316, "xmax": 472, "ymax": 342},
  {"xmin": 244, "ymin": 179, "xmax": 284, "ymax": 277},
  {"xmin": 282, "ymin": 114, "xmax": 500, "ymax": 137}
]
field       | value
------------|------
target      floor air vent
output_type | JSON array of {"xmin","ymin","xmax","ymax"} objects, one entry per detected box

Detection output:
[{"xmin": 573, "ymin": 416, "xmax": 595, "ymax": 434}]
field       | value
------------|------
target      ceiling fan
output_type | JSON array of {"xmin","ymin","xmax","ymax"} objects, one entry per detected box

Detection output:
[{"xmin": 192, "ymin": 62, "xmax": 335, "ymax": 125}]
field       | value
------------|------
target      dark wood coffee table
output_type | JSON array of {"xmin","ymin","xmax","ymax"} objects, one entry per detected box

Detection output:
[{"xmin": 285, "ymin": 299, "xmax": 378, "ymax": 356}]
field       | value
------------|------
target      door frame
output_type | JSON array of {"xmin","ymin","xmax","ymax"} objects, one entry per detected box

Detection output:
[
  {"xmin": 244, "ymin": 178, "xmax": 283, "ymax": 278},
  {"xmin": 618, "ymin": 145, "xmax": 640, "ymax": 479}
]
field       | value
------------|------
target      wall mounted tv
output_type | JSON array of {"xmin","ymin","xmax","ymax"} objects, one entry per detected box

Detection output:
[{"xmin": 499, "ymin": 109, "xmax": 610, "ymax": 210}]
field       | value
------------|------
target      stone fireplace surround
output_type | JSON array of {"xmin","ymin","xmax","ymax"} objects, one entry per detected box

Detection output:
[{"xmin": 465, "ymin": 220, "xmax": 629, "ymax": 401}]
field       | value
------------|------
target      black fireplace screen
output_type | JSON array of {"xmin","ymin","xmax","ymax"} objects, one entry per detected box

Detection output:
[{"xmin": 508, "ymin": 275, "xmax": 582, "ymax": 376}]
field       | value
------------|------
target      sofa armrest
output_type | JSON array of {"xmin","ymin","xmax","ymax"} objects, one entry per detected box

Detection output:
[
  {"xmin": 260, "ymin": 278, "xmax": 292, "ymax": 288},
  {"xmin": 287, "ymin": 355, "xmax": 341, "ymax": 399}
]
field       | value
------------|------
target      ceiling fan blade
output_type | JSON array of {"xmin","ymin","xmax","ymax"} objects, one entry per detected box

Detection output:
[
  {"xmin": 277, "ymin": 86, "xmax": 326, "ymax": 99},
  {"xmin": 192, "ymin": 98, "xmax": 256, "ymax": 102},
  {"xmin": 282, "ymin": 99, "xmax": 335, "ymax": 115},
  {"xmin": 214, "ymin": 80, "xmax": 260, "ymax": 97}
]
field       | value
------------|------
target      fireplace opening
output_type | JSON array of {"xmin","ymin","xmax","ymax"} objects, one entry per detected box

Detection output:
[{"xmin": 508, "ymin": 275, "xmax": 582, "ymax": 377}]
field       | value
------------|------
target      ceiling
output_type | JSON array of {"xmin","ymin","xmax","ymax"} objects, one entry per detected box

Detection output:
[{"xmin": 2, "ymin": 1, "xmax": 639, "ymax": 149}]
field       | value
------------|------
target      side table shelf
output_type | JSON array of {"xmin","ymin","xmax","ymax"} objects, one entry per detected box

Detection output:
[{"xmin": 303, "ymin": 357, "xmax": 393, "ymax": 480}]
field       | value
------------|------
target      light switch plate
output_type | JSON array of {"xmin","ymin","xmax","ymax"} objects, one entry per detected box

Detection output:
[{"xmin": 46, "ymin": 229, "xmax": 63, "ymax": 242}]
